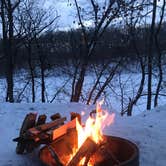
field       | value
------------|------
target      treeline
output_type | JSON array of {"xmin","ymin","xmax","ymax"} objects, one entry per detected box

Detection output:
[{"xmin": 0, "ymin": 22, "xmax": 166, "ymax": 75}]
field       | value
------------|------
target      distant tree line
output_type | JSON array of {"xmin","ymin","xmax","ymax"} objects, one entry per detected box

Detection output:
[{"xmin": 1, "ymin": 23, "xmax": 166, "ymax": 74}]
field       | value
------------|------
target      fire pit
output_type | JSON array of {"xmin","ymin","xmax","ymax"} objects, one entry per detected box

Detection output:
[
  {"xmin": 13, "ymin": 101, "xmax": 139, "ymax": 166},
  {"xmin": 39, "ymin": 128, "xmax": 139, "ymax": 166},
  {"xmin": 99, "ymin": 135, "xmax": 139, "ymax": 166}
]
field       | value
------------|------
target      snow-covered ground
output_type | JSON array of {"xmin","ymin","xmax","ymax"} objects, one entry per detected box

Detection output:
[
  {"xmin": 0, "ymin": 102, "xmax": 165, "ymax": 166},
  {"xmin": 0, "ymin": 70, "xmax": 165, "ymax": 116}
]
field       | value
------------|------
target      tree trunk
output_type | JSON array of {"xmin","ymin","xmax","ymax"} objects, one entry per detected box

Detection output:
[
  {"xmin": 154, "ymin": 0, "xmax": 165, "ymax": 107},
  {"xmin": 70, "ymin": 64, "xmax": 79, "ymax": 102},
  {"xmin": 147, "ymin": 0, "xmax": 157, "ymax": 110},
  {"xmin": 8, "ymin": 0, "xmax": 14, "ymax": 102},
  {"xmin": 126, "ymin": 28, "xmax": 145, "ymax": 116},
  {"xmin": 70, "ymin": 63, "xmax": 87, "ymax": 102},
  {"xmin": 1, "ymin": 0, "xmax": 14, "ymax": 102},
  {"xmin": 41, "ymin": 61, "xmax": 45, "ymax": 103},
  {"xmin": 27, "ymin": 43, "xmax": 35, "ymax": 102},
  {"xmin": 35, "ymin": 37, "xmax": 46, "ymax": 103},
  {"xmin": 154, "ymin": 38, "xmax": 162, "ymax": 107},
  {"xmin": 6, "ymin": 51, "xmax": 14, "ymax": 102},
  {"xmin": 127, "ymin": 57, "xmax": 145, "ymax": 116}
]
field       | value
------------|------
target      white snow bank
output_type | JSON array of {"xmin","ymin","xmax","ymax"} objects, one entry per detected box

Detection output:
[{"xmin": 0, "ymin": 103, "xmax": 165, "ymax": 166}]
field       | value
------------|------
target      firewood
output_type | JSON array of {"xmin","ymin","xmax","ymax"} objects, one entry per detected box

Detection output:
[
  {"xmin": 39, "ymin": 128, "xmax": 77, "ymax": 166},
  {"xmin": 92, "ymin": 143, "xmax": 120, "ymax": 166},
  {"xmin": 20, "ymin": 113, "xmax": 37, "ymax": 134},
  {"xmin": 27, "ymin": 117, "xmax": 67, "ymax": 136},
  {"xmin": 16, "ymin": 114, "xmax": 47, "ymax": 153},
  {"xmin": 52, "ymin": 118, "xmax": 77, "ymax": 141},
  {"xmin": 50, "ymin": 113, "xmax": 64, "ymax": 126},
  {"xmin": 66, "ymin": 137, "xmax": 98, "ymax": 166},
  {"xmin": 26, "ymin": 118, "xmax": 77, "ymax": 143},
  {"xmin": 15, "ymin": 113, "xmax": 37, "ymax": 154},
  {"xmin": 50, "ymin": 113, "xmax": 61, "ymax": 121},
  {"xmin": 83, "ymin": 153, "xmax": 91, "ymax": 166},
  {"xmin": 47, "ymin": 145, "xmax": 63, "ymax": 166},
  {"xmin": 36, "ymin": 114, "xmax": 47, "ymax": 126},
  {"xmin": 70, "ymin": 112, "xmax": 81, "ymax": 124}
]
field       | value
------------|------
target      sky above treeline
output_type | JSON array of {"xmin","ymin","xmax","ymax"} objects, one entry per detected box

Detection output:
[
  {"xmin": 44, "ymin": 0, "xmax": 76, "ymax": 30},
  {"xmin": 44, "ymin": 0, "xmax": 164, "ymax": 30}
]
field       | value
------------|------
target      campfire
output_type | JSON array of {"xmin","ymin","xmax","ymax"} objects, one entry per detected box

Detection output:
[
  {"xmin": 67, "ymin": 100, "xmax": 115, "ymax": 166},
  {"xmin": 13, "ymin": 101, "xmax": 139, "ymax": 166}
]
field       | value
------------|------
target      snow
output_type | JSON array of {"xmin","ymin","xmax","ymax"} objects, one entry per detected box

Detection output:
[
  {"xmin": 0, "ymin": 102, "xmax": 166, "ymax": 166},
  {"xmin": 0, "ymin": 70, "xmax": 165, "ymax": 116}
]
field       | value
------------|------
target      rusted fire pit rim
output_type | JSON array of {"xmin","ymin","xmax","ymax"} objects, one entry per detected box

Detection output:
[{"xmin": 103, "ymin": 135, "xmax": 139, "ymax": 166}]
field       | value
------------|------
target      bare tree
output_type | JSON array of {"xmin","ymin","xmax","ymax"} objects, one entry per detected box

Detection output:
[
  {"xmin": 92, "ymin": 61, "xmax": 121, "ymax": 104},
  {"xmin": 154, "ymin": 0, "xmax": 165, "ymax": 107},
  {"xmin": 16, "ymin": 0, "xmax": 59, "ymax": 102},
  {"xmin": 0, "ymin": 0, "xmax": 21, "ymax": 102},
  {"xmin": 70, "ymin": 0, "xmax": 131, "ymax": 103},
  {"xmin": 120, "ymin": 0, "xmax": 146, "ymax": 116},
  {"xmin": 147, "ymin": 0, "xmax": 157, "ymax": 110},
  {"xmin": 16, "ymin": 0, "xmax": 36, "ymax": 102}
]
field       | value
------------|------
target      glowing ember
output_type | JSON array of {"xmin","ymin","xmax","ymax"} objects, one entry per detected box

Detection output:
[
  {"xmin": 68, "ymin": 100, "xmax": 115, "ymax": 165},
  {"xmin": 79, "ymin": 157, "xmax": 86, "ymax": 165}
]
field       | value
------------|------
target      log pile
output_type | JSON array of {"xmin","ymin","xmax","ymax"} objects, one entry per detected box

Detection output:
[{"xmin": 13, "ymin": 112, "xmax": 67, "ymax": 154}]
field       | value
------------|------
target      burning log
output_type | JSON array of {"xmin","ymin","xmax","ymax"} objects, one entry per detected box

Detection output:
[
  {"xmin": 39, "ymin": 128, "xmax": 77, "ymax": 166},
  {"xmin": 92, "ymin": 142, "xmax": 120, "ymax": 166},
  {"xmin": 82, "ymin": 154, "xmax": 91, "ymax": 166},
  {"xmin": 39, "ymin": 114, "xmax": 79, "ymax": 166},
  {"xmin": 67, "ymin": 137, "xmax": 98, "ymax": 166},
  {"xmin": 47, "ymin": 145, "xmax": 63, "ymax": 166},
  {"xmin": 103, "ymin": 144, "xmax": 120, "ymax": 165}
]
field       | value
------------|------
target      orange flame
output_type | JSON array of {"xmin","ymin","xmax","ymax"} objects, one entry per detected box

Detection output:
[
  {"xmin": 76, "ymin": 100, "xmax": 115, "ymax": 148},
  {"xmin": 69, "ymin": 100, "xmax": 115, "ymax": 165}
]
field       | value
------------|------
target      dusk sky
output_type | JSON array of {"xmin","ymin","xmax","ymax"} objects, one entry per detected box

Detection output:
[
  {"xmin": 43, "ymin": 0, "xmax": 163, "ymax": 30},
  {"xmin": 44, "ymin": 0, "xmax": 76, "ymax": 29}
]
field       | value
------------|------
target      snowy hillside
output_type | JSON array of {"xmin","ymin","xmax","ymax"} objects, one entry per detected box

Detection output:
[{"xmin": 0, "ymin": 103, "xmax": 165, "ymax": 166}]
